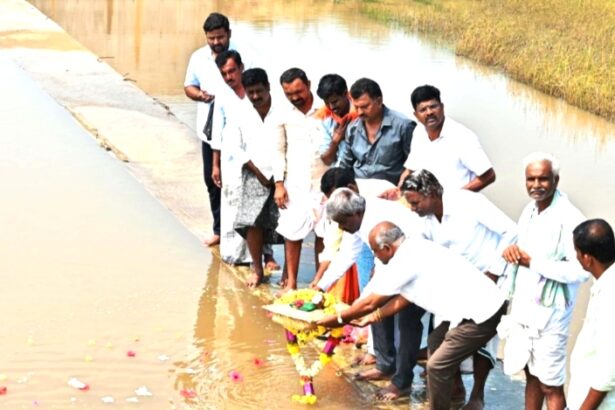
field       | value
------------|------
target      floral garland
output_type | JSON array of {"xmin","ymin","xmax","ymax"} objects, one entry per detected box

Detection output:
[{"xmin": 274, "ymin": 289, "xmax": 344, "ymax": 405}]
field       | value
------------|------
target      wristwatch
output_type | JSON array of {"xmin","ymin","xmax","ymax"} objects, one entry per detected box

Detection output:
[{"xmin": 337, "ymin": 313, "xmax": 344, "ymax": 325}]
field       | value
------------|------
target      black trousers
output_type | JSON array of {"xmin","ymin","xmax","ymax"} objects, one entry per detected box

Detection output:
[
  {"xmin": 373, "ymin": 303, "xmax": 425, "ymax": 390},
  {"xmin": 201, "ymin": 141, "xmax": 220, "ymax": 235}
]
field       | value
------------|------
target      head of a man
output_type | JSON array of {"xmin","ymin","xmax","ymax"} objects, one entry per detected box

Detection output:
[
  {"xmin": 411, "ymin": 85, "xmax": 445, "ymax": 131},
  {"xmin": 368, "ymin": 221, "xmax": 406, "ymax": 265},
  {"xmin": 280, "ymin": 68, "xmax": 313, "ymax": 114},
  {"xmin": 350, "ymin": 78, "xmax": 383, "ymax": 122},
  {"xmin": 400, "ymin": 169, "xmax": 444, "ymax": 217},
  {"xmin": 523, "ymin": 152, "xmax": 560, "ymax": 210},
  {"xmin": 573, "ymin": 219, "xmax": 615, "ymax": 277},
  {"xmin": 215, "ymin": 50, "xmax": 244, "ymax": 91},
  {"xmin": 320, "ymin": 167, "xmax": 358, "ymax": 198},
  {"xmin": 326, "ymin": 187, "xmax": 366, "ymax": 233},
  {"xmin": 242, "ymin": 68, "xmax": 271, "ymax": 111},
  {"xmin": 203, "ymin": 13, "xmax": 231, "ymax": 55},
  {"xmin": 317, "ymin": 74, "xmax": 350, "ymax": 118}
]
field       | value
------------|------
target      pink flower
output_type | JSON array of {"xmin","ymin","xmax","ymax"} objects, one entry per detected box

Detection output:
[
  {"xmin": 126, "ymin": 350, "xmax": 136, "ymax": 357},
  {"xmin": 0, "ymin": 386, "xmax": 7, "ymax": 395},
  {"xmin": 252, "ymin": 357, "xmax": 264, "ymax": 367},
  {"xmin": 180, "ymin": 388, "xmax": 197, "ymax": 398},
  {"xmin": 293, "ymin": 300, "xmax": 305, "ymax": 308},
  {"xmin": 229, "ymin": 370, "xmax": 243, "ymax": 383}
]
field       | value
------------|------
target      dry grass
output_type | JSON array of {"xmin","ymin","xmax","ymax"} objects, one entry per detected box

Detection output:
[{"xmin": 359, "ymin": 0, "xmax": 615, "ymax": 120}]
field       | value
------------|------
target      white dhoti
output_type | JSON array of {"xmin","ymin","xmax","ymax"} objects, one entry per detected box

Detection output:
[{"xmin": 276, "ymin": 189, "xmax": 325, "ymax": 241}]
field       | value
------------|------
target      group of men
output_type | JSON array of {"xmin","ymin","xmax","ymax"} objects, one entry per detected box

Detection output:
[{"xmin": 184, "ymin": 12, "xmax": 614, "ymax": 410}]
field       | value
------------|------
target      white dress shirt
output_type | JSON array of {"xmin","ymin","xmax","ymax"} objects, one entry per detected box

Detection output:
[
  {"xmin": 568, "ymin": 264, "xmax": 615, "ymax": 409},
  {"xmin": 403, "ymin": 116, "xmax": 492, "ymax": 189},
  {"xmin": 221, "ymin": 98, "xmax": 286, "ymax": 182},
  {"xmin": 316, "ymin": 197, "xmax": 421, "ymax": 290},
  {"xmin": 421, "ymin": 189, "xmax": 517, "ymax": 275},
  {"xmin": 371, "ymin": 236, "xmax": 505, "ymax": 325},
  {"xmin": 507, "ymin": 190, "xmax": 589, "ymax": 330}
]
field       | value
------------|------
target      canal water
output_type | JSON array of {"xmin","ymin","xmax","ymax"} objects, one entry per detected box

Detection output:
[{"xmin": 7, "ymin": 0, "xmax": 615, "ymax": 408}]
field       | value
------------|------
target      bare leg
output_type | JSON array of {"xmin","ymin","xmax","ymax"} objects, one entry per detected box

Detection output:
[
  {"xmin": 246, "ymin": 227, "xmax": 264, "ymax": 288},
  {"xmin": 542, "ymin": 384, "xmax": 566, "ymax": 410},
  {"xmin": 203, "ymin": 234, "xmax": 220, "ymax": 246},
  {"xmin": 462, "ymin": 354, "xmax": 492, "ymax": 410},
  {"xmin": 284, "ymin": 239, "xmax": 302, "ymax": 290},
  {"xmin": 524, "ymin": 368, "xmax": 545, "ymax": 410},
  {"xmin": 314, "ymin": 236, "xmax": 324, "ymax": 272}
]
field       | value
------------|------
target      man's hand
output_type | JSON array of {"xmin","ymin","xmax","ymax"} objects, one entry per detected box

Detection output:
[
  {"xmin": 502, "ymin": 244, "xmax": 531, "ymax": 267},
  {"xmin": 351, "ymin": 315, "xmax": 374, "ymax": 328},
  {"xmin": 274, "ymin": 182, "xmax": 289, "ymax": 209},
  {"xmin": 332, "ymin": 117, "xmax": 350, "ymax": 144},
  {"xmin": 199, "ymin": 89, "xmax": 214, "ymax": 103},
  {"xmin": 212, "ymin": 165, "xmax": 222, "ymax": 188},
  {"xmin": 378, "ymin": 187, "xmax": 401, "ymax": 201},
  {"xmin": 308, "ymin": 281, "xmax": 322, "ymax": 291}
]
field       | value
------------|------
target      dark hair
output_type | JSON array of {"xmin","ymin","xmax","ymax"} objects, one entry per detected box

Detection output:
[
  {"xmin": 242, "ymin": 68, "xmax": 269, "ymax": 88},
  {"xmin": 320, "ymin": 167, "xmax": 356, "ymax": 197},
  {"xmin": 410, "ymin": 85, "xmax": 441, "ymax": 110},
  {"xmin": 573, "ymin": 219, "xmax": 615, "ymax": 264},
  {"xmin": 349, "ymin": 78, "xmax": 382, "ymax": 100},
  {"xmin": 279, "ymin": 67, "xmax": 309, "ymax": 86},
  {"xmin": 317, "ymin": 74, "xmax": 348, "ymax": 100},
  {"xmin": 401, "ymin": 169, "xmax": 443, "ymax": 197},
  {"xmin": 203, "ymin": 13, "xmax": 230, "ymax": 33},
  {"xmin": 215, "ymin": 49, "xmax": 242, "ymax": 69}
]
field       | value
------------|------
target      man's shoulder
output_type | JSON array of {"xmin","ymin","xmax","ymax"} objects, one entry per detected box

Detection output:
[
  {"xmin": 383, "ymin": 106, "xmax": 415, "ymax": 126},
  {"xmin": 442, "ymin": 116, "xmax": 480, "ymax": 141}
]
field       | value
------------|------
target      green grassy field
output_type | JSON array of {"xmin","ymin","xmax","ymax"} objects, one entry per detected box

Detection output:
[{"xmin": 359, "ymin": 0, "xmax": 615, "ymax": 120}]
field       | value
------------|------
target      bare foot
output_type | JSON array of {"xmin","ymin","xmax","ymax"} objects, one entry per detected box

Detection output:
[
  {"xmin": 246, "ymin": 272, "xmax": 264, "ymax": 288},
  {"xmin": 375, "ymin": 384, "xmax": 408, "ymax": 401},
  {"xmin": 203, "ymin": 234, "xmax": 220, "ymax": 247},
  {"xmin": 461, "ymin": 398, "xmax": 484, "ymax": 410},
  {"xmin": 264, "ymin": 259, "xmax": 281, "ymax": 272},
  {"xmin": 353, "ymin": 368, "xmax": 392, "ymax": 382},
  {"xmin": 352, "ymin": 352, "xmax": 377, "ymax": 367}
]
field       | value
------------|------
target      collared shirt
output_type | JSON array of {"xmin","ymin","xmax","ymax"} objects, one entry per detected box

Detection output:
[
  {"xmin": 568, "ymin": 264, "xmax": 615, "ymax": 409},
  {"xmin": 221, "ymin": 98, "xmax": 286, "ymax": 182},
  {"xmin": 184, "ymin": 42, "xmax": 241, "ymax": 143},
  {"xmin": 508, "ymin": 190, "xmax": 589, "ymax": 330},
  {"xmin": 403, "ymin": 116, "xmax": 492, "ymax": 189},
  {"xmin": 317, "ymin": 196, "xmax": 421, "ymax": 290},
  {"xmin": 371, "ymin": 236, "xmax": 505, "ymax": 325},
  {"xmin": 420, "ymin": 189, "xmax": 517, "ymax": 275},
  {"xmin": 280, "ymin": 103, "xmax": 328, "ymax": 195},
  {"xmin": 338, "ymin": 106, "xmax": 415, "ymax": 185},
  {"xmin": 314, "ymin": 105, "xmax": 359, "ymax": 166}
]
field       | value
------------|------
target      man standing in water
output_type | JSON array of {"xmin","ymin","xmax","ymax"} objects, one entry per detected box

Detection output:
[
  {"xmin": 398, "ymin": 85, "xmax": 495, "ymax": 191},
  {"xmin": 500, "ymin": 152, "xmax": 588, "ymax": 410},
  {"xmin": 274, "ymin": 68, "xmax": 328, "ymax": 290},
  {"xmin": 184, "ymin": 12, "xmax": 235, "ymax": 247},
  {"xmin": 338, "ymin": 78, "xmax": 415, "ymax": 185}
]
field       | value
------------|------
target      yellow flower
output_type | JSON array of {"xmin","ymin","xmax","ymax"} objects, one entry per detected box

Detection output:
[{"xmin": 319, "ymin": 353, "xmax": 332, "ymax": 365}]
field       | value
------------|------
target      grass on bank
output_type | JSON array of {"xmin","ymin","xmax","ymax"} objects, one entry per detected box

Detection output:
[{"xmin": 359, "ymin": 0, "xmax": 615, "ymax": 121}]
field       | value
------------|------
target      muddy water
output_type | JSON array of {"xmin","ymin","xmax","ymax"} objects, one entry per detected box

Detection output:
[{"xmin": 0, "ymin": 58, "xmax": 363, "ymax": 408}]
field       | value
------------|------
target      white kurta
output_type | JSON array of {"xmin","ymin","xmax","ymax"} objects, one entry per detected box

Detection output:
[{"xmin": 568, "ymin": 265, "xmax": 615, "ymax": 409}]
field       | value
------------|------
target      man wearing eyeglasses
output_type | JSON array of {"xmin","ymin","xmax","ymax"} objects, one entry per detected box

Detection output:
[{"xmin": 397, "ymin": 85, "xmax": 495, "ymax": 192}]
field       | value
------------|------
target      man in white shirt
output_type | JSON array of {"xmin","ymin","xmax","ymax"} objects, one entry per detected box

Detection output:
[
  {"xmin": 325, "ymin": 188, "xmax": 425, "ymax": 401},
  {"xmin": 274, "ymin": 68, "xmax": 328, "ymax": 290},
  {"xmin": 229, "ymin": 68, "xmax": 286, "ymax": 288},
  {"xmin": 568, "ymin": 219, "xmax": 615, "ymax": 410},
  {"xmin": 501, "ymin": 152, "xmax": 589, "ymax": 410},
  {"xmin": 183, "ymin": 12, "xmax": 235, "ymax": 247},
  {"xmin": 401, "ymin": 169, "xmax": 517, "ymax": 409},
  {"xmin": 317, "ymin": 221, "xmax": 507, "ymax": 410},
  {"xmin": 398, "ymin": 85, "xmax": 495, "ymax": 192}
]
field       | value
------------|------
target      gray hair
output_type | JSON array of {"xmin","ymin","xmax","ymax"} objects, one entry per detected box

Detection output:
[
  {"xmin": 523, "ymin": 152, "xmax": 560, "ymax": 176},
  {"xmin": 373, "ymin": 223, "xmax": 406, "ymax": 250},
  {"xmin": 400, "ymin": 169, "xmax": 444, "ymax": 197},
  {"xmin": 326, "ymin": 187, "xmax": 366, "ymax": 220}
]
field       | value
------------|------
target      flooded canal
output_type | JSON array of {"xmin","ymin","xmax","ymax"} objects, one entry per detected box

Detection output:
[{"xmin": 4, "ymin": 0, "xmax": 615, "ymax": 408}]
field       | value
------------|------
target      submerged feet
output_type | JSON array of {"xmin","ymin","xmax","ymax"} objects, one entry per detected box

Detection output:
[
  {"xmin": 352, "ymin": 352, "xmax": 377, "ymax": 367},
  {"xmin": 462, "ymin": 398, "xmax": 485, "ymax": 410},
  {"xmin": 375, "ymin": 384, "xmax": 409, "ymax": 401},
  {"xmin": 353, "ymin": 368, "xmax": 392, "ymax": 382}
]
